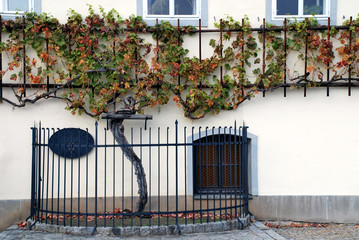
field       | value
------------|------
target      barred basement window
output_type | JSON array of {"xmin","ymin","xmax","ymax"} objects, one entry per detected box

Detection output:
[{"xmin": 193, "ymin": 134, "xmax": 245, "ymax": 195}]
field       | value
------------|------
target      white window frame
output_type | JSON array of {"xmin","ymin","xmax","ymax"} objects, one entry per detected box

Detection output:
[
  {"xmin": 266, "ymin": 0, "xmax": 337, "ymax": 25},
  {"xmin": 138, "ymin": 0, "xmax": 208, "ymax": 27},
  {"xmin": 0, "ymin": 0, "xmax": 34, "ymax": 14},
  {"xmin": 143, "ymin": 0, "xmax": 201, "ymax": 20}
]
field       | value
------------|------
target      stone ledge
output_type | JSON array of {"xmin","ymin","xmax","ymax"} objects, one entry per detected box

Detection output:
[{"xmin": 31, "ymin": 215, "xmax": 250, "ymax": 237}]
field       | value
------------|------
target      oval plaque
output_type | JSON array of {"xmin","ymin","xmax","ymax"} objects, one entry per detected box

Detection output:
[{"xmin": 49, "ymin": 128, "xmax": 94, "ymax": 159}]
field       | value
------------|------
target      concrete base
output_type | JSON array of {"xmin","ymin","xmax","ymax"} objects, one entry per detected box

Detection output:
[
  {"xmin": 0, "ymin": 199, "xmax": 30, "ymax": 232},
  {"xmin": 31, "ymin": 216, "xmax": 250, "ymax": 237},
  {"xmin": 249, "ymin": 195, "xmax": 359, "ymax": 223}
]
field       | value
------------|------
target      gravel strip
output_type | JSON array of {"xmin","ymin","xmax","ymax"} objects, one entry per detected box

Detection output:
[{"xmin": 264, "ymin": 221, "xmax": 359, "ymax": 240}]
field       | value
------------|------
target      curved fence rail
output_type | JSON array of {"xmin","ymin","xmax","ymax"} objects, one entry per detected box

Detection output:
[{"xmin": 28, "ymin": 121, "xmax": 249, "ymax": 231}]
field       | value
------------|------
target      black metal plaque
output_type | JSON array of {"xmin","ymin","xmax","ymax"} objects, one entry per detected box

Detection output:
[{"xmin": 49, "ymin": 128, "xmax": 94, "ymax": 159}]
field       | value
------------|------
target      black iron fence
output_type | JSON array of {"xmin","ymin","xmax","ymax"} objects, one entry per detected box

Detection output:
[{"xmin": 28, "ymin": 121, "xmax": 249, "ymax": 231}]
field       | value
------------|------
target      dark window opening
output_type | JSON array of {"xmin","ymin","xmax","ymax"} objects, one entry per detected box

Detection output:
[{"xmin": 194, "ymin": 134, "xmax": 245, "ymax": 195}]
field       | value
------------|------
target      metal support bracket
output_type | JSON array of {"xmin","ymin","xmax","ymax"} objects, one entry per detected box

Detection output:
[{"xmin": 102, "ymin": 113, "xmax": 153, "ymax": 131}]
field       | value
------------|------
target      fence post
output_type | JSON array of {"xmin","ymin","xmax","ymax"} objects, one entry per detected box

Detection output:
[
  {"xmin": 94, "ymin": 121, "xmax": 98, "ymax": 233},
  {"xmin": 242, "ymin": 124, "xmax": 249, "ymax": 215},
  {"xmin": 29, "ymin": 125, "xmax": 37, "ymax": 221},
  {"xmin": 175, "ymin": 120, "xmax": 179, "ymax": 226},
  {"xmin": 37, "ymin": 122, "xmax": 42, "ymax": 222}
]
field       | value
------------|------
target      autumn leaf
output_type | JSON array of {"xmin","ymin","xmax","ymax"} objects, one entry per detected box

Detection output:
[
  {"xmin": 207, "ymin": 99, "xmax": 214, "ymax": 107},
  {"xmin": 307, "ymin": 65, "xmax": 315, "ymax": 73},
  {"xmin": 32, "ymin": 58, "xmax": 37, "ymax": 66},
  {"xmin": 173, "ymin": 95, "xmax": 180, "ymax": 103}
]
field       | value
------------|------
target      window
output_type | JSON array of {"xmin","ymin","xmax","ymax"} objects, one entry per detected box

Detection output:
[
  {"xmin": 0, "ymin": 0, "xmax": 41, "ymax": 18},
  {"xmin": 187, "ymin": 128, "xmax": 258, "ymax": 197},
  {"xmin": 193, "ymin": 134, "xmax": 245, "ymax": 194},
  {"xmin": 137, "ymin": 0, "xmax": 208, "ymax": 26},
  {"xmin": 266, "ymin": 0, "xmax": 337, "ymax": 25}
]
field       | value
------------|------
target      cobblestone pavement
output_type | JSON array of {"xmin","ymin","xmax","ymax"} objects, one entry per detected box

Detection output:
[
  {"xmin": 265, "ymin": 221, "xmax": 359, "ymax": 240},
  {"xmin": 0, "ymin": 222, "xmax": 283, "ymax": 240}
]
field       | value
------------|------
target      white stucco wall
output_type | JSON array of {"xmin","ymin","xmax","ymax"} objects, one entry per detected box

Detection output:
[{"xmin": 1, "ymin": 0, "xmax": 359, "ymax": 201}]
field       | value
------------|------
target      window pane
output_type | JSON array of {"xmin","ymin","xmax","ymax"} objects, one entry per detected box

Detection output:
[
  {"xmin": 148, "ymin": 0, "xmax": 169, "ymax": 15},
  {"xmin": 196, "ymin": 144, "xmax": 219, "ymax": 189},
  {"xmin": 276, "ymin": 0, "xmax": 298, "ymax": 15},
  {"xmin": 175, "ymin": 0, "xmax": 196, "ymax": 15},
  {"xmin": 8, "ymin": 0, "xmax": 28, "ymax": 12},
  {"xmin": 304, "ymin": 0, "xmax": 324, "ymax": 15}
]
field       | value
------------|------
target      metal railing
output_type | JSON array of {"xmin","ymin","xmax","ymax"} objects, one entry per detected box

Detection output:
[{"xmin": 28, "ymin": 121, "xmax": 249, "ymax": 231}]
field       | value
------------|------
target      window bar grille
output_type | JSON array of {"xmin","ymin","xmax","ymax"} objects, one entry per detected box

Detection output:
[
  {"xmin": 262, "ymin": 18, "xmax": 266, "ymax": 97},
  {"xmin": 304, "ymin": 18, "xmax": 308, "ymax": 97},
  {"xmin": 348, "ymin": 16, "xmax": 353, "ymax": 96},
  {"xmin": 22, "ymin": 16, "xmax": 26, "ymax": 97},
  {"xmin": 283, "ymin": 18, "xmax": 287, "ymax": 97},
  {"xmin": 327, "ymin": 17, "xmax": 331, "ymax": 97}
]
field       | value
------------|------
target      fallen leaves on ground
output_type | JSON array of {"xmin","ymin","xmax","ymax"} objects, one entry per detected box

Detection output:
[
  {"xmin": 16, "ymin": 221, "xmax": 27, "ymax": 229},
  {"xmin": 264, "ymin": 222, "xmax": 328, "ymax": 229}
]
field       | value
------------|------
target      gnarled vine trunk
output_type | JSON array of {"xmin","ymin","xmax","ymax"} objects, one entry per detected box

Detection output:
[{"xmin": 109, "ymin": 119, "xmax": 148, "ymax": 212}]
